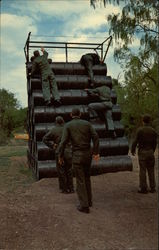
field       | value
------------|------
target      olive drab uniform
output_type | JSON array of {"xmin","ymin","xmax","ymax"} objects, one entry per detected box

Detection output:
[
  {"xmin": 31, "ymin": 50, "xmax": 60, "ymax": 103},
  {"xmin": 42, "ymin": 124, "xmax": 74, "ymax": 192},
  {"xmin": 80, "ymin": 53, "xmax": 100, "ymax": 86},
  {"xmin": 131, "ymin": 125, "xmax": 157, "ymax": 191},
  {"xmin": 87, "ymin": 85, "xmax": 115, "ymax": 133},
  {"xmin": 58, "ymin": 118, "xmax": 99, "ymax": 208}
]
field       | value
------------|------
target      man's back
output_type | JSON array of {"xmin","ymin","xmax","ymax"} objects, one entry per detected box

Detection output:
[
  {"xmin": 80, "ymin": 53, "xmax": 100, "ymax": 65},
  {"xmin": 42, "ymin": 125, "xmax": 64, "ymax": 150},
  {"xmin": 132, "ymin": 125, "xmax": 157, "ymax": 153},
  {"xmin": 137, "ymin": 126, "xmax": 156, "ymax": 150},
  {"xmin": 32, "ymin": 51, "xmax": 52, "ymax": 75},
  {"xmin": 88, "ymin": 85, "xmax": 111, "ymax": 102},
  {"xmin": 61, "ymin": 118, "xmax": 99, "ymax": 153}
]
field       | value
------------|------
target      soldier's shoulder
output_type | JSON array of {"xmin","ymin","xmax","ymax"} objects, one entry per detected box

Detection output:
[
  {"xmin": 64, "ymin": 120, "xmax": 73, "ymax": 127},
  {"xmin": 81, "ymin": 119, "xmax": 93, "ymax": 128},
  {"xmin": 48, "ymin": 126, "xmax": 56, "ymax": 133},
  {"xmin": 135, "ymin": 126, "xmax": 143, "ymax": 135},
  {"xmin": 34, "ymin": 56, "xmax": 41, "ymax": 63}
]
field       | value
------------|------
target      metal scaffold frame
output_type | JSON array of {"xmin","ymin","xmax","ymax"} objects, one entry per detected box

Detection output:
[{"xmin": 24, "ymin": 32, "xmax": 112, "ymax": 64}]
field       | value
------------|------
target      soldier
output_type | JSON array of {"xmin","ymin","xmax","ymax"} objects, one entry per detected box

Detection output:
[
  {"xmin": 131, "ymin": 114, "xmax": 157, "ymax": 193},
  {"xmin": 58, "ymin": 108, "xmax": 100, "ymax": 213},
  {"xmin": 85, "ymin": 85, "xmax": 116, "ymax": 138},
  {"xmin": 80, "ymin": 53, "xmax": 103, "ymax": 88},
  {"xmin": 42, "ymin": 116, "xmax": 74, "ymax": 193},
  {"xmin": 31, "ymin": 47, "xmax": 61, "ymax": 107},
  {"xmin": 30, "ymin": 56, "xmax": 35, "ymax": 62}
]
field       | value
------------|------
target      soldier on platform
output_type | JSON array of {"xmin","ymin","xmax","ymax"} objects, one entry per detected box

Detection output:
[
  {"xmin": 42, "ymin": 116, "xmax": 74, "ymax": 193},
  {"xmin": 31, "ymin": 47, "xmax": 61, "ymax": 107},
  {"xmin": 85, "ymin": 85, "xmax": 116, "ymax": 138},
  {"xmin": 80, "ymin": 53, "xmax": 103, "ymax": 88},
  {"xmin": 58, "ymin": 108, "xmax": 100, "ymax": 213},
  {"xmin": 131, "ymin": 114, "xmax": 157, "ymax": 193}
]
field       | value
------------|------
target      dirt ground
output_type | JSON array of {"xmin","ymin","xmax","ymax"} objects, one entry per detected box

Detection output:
[{"xmin": 0, "ymin": 144, "xmax": 158, "ymax": 250}]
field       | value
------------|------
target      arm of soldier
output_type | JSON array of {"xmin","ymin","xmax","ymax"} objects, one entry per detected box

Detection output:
[
  {"xmin": 153, "ymin": 132, "xmax": 157, "ymax": 152},
  {"xmin": 42, "ymin": 130, "xmax": 55, "ymax": 149},
  {"xmin": 90, "ymin": 124, "xmax": 100, "ymax": 161},
  {"xmin": 41, "ymin": 47, "xmax": 48, "ymax": 58},
  {"xmin": 58, "ymin": 125, "xmax": 70, "ymax": 164},
  {"xmin": 85, "ymin": 88, "xmax": 99, "ymax": 97},
  {"xmin": 130, "ymin": 130, "xmax": 139, "ymax": 156},
  {"xmin": 31, "ymin": 60, "xmax": 38, "ymax": 76}
]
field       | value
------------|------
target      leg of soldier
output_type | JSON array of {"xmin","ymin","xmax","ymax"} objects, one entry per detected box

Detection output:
[
  {"xmin": 49, "ymin": 73, "xmax": 60, "ymax": 101},
  {"xmin": 138, "ymin": 159, "xmax": 148, "ymax": 191},
  {"xmin": 84, "ymin": 57, "xmax": 95, "ymax": 87},
  {"xmin": 42, "ymin": 75, "xmax": 51, "ymax": 102},
  {"xmin": 104, "ymin": 110, "xmax": 114, "ymax": 131},
  {"xmin": 55, "ymin": 155, "xmax": 67, "ymax": 192},
  {"xmin": 83, "ymin": 154, "xmax": 92, "ymax": 206},
  {"xmin": 88, "ymin": 102, "xmax": 106, "ymax": 120},
  {"xmin": 64, "ymin": 151, "xmax": 74, "ymax": 192},
  {"xmin": 102, "ymin": 102, "xmax": 113, "ymax": 130},
  {"xmin": 146, "ymin": 156, "xmax": 156, "ymax": 191},
  {"xmin": 73, "ymin": 153, "xmax": 89, "ymax": 207},
  {"xmin": 66, "ymin": 165, "xmax": 74, "ymax": 192}
]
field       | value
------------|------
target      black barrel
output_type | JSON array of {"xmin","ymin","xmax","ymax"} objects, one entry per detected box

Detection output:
[
  {"xmin": 36, "ymin": 155, "xmax": 132, "ymax": 179},
  {"xmin": 31, "ymin": 89, "xmax": 117, "ymax": 106},
  {"xmin": 30, "ymin": 75, "xmax": 112, "ymax": 91},
  {"xmin": 27, "ymin": 62, "xmax": 107, "ymax": 76},
  {"xmin": 35, "ymin": 137, "xmax": 128, "ymax": 161},
  {"xmin": 34, "ymin": 120, "xmax": 125, "ymax": 141}
]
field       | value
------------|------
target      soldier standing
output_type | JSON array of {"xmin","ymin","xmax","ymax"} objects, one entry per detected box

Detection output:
[
  {"xmin": 80, "ymin": 53, "xmax": 103, "ymax": 88},
  {"xmin": 42, "ymin": 116, "xmax": 74, "ymax": 193},
  {"xmin": 131, "ymin": 114, "xmax": 157, "ymax": 193},
  {"xmin": 58, "ymin": 108, "xmax": 100, "ymax": 213},
  {"xmin": 86, "ymin": 85, "xmax": 116, "ymax": 138},
  {"xmin": 31, "ymin": 47, "xmax": 61, "ymax": 107}
]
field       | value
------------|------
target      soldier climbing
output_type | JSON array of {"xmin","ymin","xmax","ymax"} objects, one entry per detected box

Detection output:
[
  {"xmin": 80, "ymin": 52, "xmax": 103, "ymax": 88},
  {"xmin": 30, "ymin": 47, "xmax": 61, "ymax": 107},
  {"xmin": 85, "ymin": 85, "xmax": 116, "ymax": 138}
]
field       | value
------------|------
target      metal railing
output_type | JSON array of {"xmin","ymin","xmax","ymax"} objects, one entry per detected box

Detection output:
[{"xmin": 24, "ymin": 32, "xmax": 112, "ymax": 63}]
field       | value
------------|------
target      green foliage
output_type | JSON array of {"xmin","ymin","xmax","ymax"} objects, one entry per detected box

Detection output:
[
  {"xmin": 91, "ymin": 0, "xmax": 158, "ymax": 59},
  {"xmin": 0, "ymin": 89, "xmax": 27, "ymax": 144},
  {"xmin": 112, "ymin": 54, "xmax": 158, "ymax": 138},
  {"xmin": 0, "ymin": 143, "xmax": 34, "ymax": 192},
  {"xmin": 91, "ymin": 0, "xmax": 158, "ymax": 137}
]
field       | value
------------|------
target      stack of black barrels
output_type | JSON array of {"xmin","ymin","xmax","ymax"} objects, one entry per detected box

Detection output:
[{"xmin": 26, "ymin": 61, "xmax": 132, "ymax": 179}]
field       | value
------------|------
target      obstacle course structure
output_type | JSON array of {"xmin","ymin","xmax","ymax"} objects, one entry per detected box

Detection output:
[{"xmin": 24, "ymin": 33, "xmax": 132, "ymax": 179}]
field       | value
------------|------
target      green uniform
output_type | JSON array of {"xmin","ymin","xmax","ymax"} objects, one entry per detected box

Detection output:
[
  {"xmin": 31, "ymin": 50, "xmax": 60, "ymax": 103},
  {"xmin": 87, "ymin": 85, "xmax": 115, "ymax": 132},
  {"xmin": 80, "ymin": 53, "xmax": 100, "ymax": 86},
  {"xmin": 58, "ymin": 117, "xmax": 99, "ymax": 207},
  {"xmin": 42, "ymin": 124, "xmax": 73, "ymax": 192},
  {"xmin": 131, "ymin": 125, "xmax": 157, "ymax": 191}
]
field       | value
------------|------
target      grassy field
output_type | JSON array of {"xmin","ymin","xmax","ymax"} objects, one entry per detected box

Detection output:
[{"xmin": 0, "ymin": 140, "xmax": 35, "ymax": 193}]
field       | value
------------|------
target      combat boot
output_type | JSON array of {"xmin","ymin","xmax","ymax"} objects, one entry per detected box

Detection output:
[{"xmin": 77, "ymin": 205, "xmax": 90, "ymax": 213}]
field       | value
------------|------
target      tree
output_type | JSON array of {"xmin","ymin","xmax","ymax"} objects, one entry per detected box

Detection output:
[
  {"xmin": 90, "ymin": 0, "xmax": 158, "ymax": 136},
  {"xmin": 91, "ymin": 0, "xmax": 158, "ymax": 58},
  {"xmin": 0, "ymin": 89, "xmax": 27, "ymax": 144}
]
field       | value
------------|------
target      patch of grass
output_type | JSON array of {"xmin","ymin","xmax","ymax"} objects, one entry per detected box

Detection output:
[
  {"xmin": 0, "ymin": 146, "xmax": 27, "ymax": 158},
  {"xmin": 0, "ymin": 157, "xmax": 10, "ymax": 167},
  {"xmin": 0, "ymin": 142, "xmax": 35, "ymax": 192},
  {"xmin": 19, "ymin": 164, "xmax": 33, "ymax": 178}
]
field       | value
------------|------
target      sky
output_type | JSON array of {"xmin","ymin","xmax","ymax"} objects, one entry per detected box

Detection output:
[{"xmin": 0, "ymin": 0, "xmax": 140, "ymax": 108}]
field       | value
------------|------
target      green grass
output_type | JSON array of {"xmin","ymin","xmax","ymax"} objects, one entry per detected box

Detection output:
[
  {"xmin": 0, "ymin": 145, "xmax": 27, "ymax": 157},
  {"xmin": 0, "ymin": 140, "xmax": 35, "ymax": 192}
]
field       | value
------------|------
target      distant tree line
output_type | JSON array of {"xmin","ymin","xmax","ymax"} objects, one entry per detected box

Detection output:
[{"xmin": 0, "ymin": 89, "xmax": 27, "ymax": 145}]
